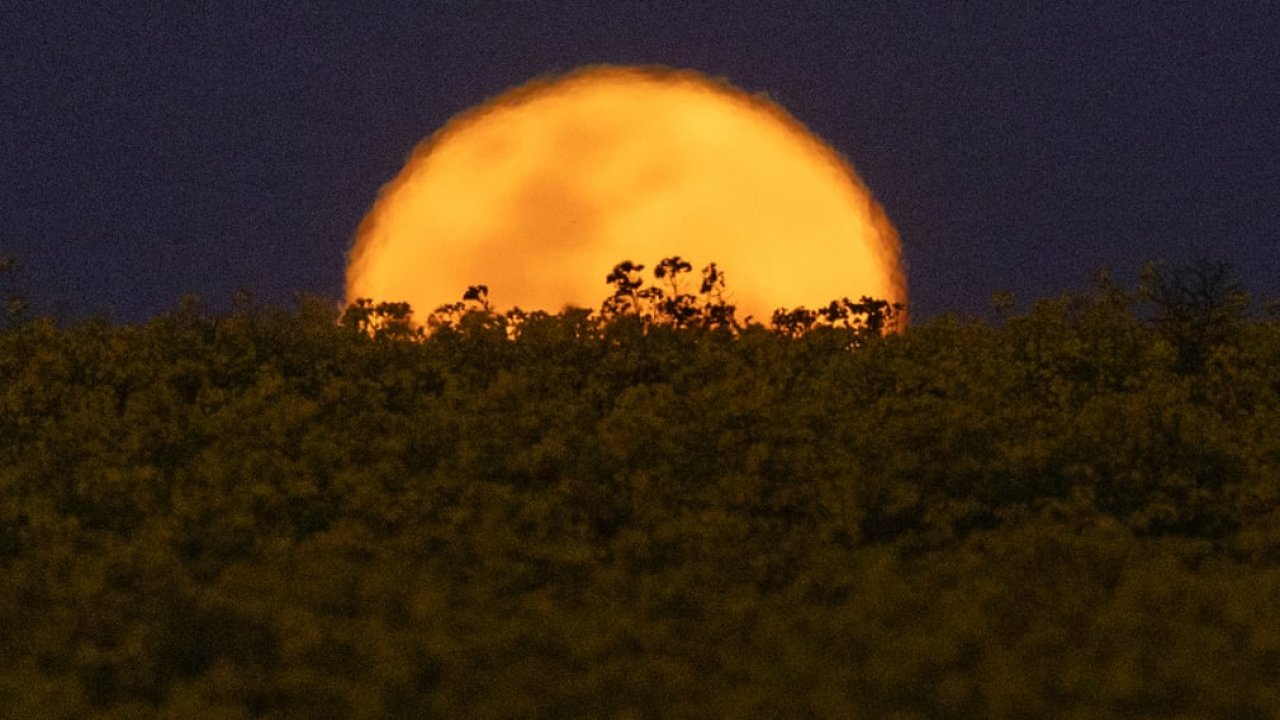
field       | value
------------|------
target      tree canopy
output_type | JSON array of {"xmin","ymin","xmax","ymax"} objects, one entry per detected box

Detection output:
[{"xmin": 1, "ymin": 258, "xmax": 1278, "ymax": 717}]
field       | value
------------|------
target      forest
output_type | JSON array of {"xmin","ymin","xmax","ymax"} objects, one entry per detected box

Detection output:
[{"xmin": 1, "ymin": 257, "xmax": 1279, "ymax": 718}]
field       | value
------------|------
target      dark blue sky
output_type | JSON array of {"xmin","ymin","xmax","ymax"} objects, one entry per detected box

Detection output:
[{"xmin": 3, "ymin": 3, "xmax": 1277, "ymax": 322}]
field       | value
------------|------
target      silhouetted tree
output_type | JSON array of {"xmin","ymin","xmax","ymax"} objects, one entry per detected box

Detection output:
[
  {"xmin": 697, "ymin": 262, "xmax": 739, "ymax": 331},
  {"xmin": 1140, "ymin": 259, "xmax": 1248, "ymax": 373},
  {"xmin": 602, "ymin": 260, "xmax": 647, "ymax": 319},
  {"xmin": 341, "ymin": 298, "xmax": 422, "ymax": 340},
  {"xmin": 650, "ymin": 256, "xmax": 698, "ymax": 327}
]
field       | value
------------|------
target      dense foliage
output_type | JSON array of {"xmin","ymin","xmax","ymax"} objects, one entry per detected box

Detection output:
[{"xmin": 2, "ymin": 259, "xmax": 1279, "ymax": 718}]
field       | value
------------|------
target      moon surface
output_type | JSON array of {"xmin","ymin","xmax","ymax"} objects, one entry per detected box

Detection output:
[{"xmin": 346, "ymin": 65, "xmax": 906, "ymax": 324}]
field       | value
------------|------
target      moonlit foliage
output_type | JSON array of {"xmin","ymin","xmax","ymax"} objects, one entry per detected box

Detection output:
[{"xmin": 2, "ymin": 269, "xmax": 1279, "ymax": 715}]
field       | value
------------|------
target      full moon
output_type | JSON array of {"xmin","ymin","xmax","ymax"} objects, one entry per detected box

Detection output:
[{"xmin": 346, "ymin": 65, "xmax": 906, "ymax": 324}]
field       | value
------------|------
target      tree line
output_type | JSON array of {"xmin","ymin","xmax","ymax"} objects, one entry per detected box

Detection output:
[{"xmin": 0, "ymin": 255, "xmax": 1278, "ymax": 717}]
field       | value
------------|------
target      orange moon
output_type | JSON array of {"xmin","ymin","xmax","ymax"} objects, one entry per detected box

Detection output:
[{"xmin": 346, "ymin": 65, "xmax": 906, "ymax": 324}]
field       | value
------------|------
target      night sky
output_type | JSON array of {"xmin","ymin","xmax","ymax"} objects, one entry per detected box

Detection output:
[{"xmin": 3, "ymin": 3, "xmax": 1277, "ymax": 322}]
